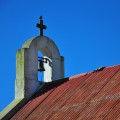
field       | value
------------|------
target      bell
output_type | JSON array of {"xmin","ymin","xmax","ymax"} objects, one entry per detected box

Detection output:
[{"xmin": 38, "ymin": 60, "xmax": 45, "ymax": 72}]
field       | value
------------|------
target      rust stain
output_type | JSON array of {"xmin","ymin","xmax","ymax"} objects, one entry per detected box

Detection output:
[{"xmin": 11, "ymin": 65, "xmax": 120, "ymax": 120}]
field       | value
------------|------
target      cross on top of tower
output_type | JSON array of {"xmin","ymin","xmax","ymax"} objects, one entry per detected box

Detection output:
[{"xmin": 36, "ymin": 16, "xmax": 47, "ymax": 36}]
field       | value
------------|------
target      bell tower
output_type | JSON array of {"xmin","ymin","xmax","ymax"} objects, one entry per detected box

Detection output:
[{"xmin": 15, "ymin": 17, "xmax": 64, "ymax": 99}]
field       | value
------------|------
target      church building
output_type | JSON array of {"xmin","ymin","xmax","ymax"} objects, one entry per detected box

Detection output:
[{"xmin": 0, "ymin": 17, "xmax": 120, "ymax": 120}]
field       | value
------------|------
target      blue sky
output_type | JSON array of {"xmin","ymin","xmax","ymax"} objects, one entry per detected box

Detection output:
[{"xmin": 0, "ymin": 0, "xmax": 120, "ymax": 111}]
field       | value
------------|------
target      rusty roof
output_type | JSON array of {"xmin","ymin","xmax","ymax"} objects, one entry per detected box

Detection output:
[{"xmin": 11, "ymin": 65, "xmax": 120, "ymax": 120}]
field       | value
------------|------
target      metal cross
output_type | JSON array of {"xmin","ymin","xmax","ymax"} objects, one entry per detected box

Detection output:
[{"xmin": 36, "ymin": 16, "xmax": 47, "ymax": 36}]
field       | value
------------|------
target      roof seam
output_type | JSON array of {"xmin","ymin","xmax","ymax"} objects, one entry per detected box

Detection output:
[
  {"xmin": 103, "ymin": 100, "xmax": 120, "ymax": 120},
  {"xmin": 74, "ymin": 67, "xmax": 120, "ymax": 119},
  {"xmin": 47, "ymin": 74, "xmax": 92, "ymax": 120},
  {"xmin": 87, "ymin": 69, "xmax": 120, "ymax": 120},
  {"xmin": 11, "ymin": 84, "xmax": 46, "ymax": 119},
  {"xmin": 24, "ymin": 86, "xmax": 58, "ymax": 119}
]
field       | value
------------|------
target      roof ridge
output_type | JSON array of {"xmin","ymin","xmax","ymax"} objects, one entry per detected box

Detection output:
[
  {"xmin": 69, "ymin": 64, "xmax": 120, "ymax": 80},
  {"xmin": 105, "ymin": 64, "xmax": 120, "ymax": 68},
  {"xmin": 69, "ymin": 72, "xmax": 90, "ymax": 80}
]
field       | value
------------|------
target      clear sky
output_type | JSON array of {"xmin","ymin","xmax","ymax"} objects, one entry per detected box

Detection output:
[{"xmin": 0, "ymin": 0, "xmax": 120, "ymax": 111}]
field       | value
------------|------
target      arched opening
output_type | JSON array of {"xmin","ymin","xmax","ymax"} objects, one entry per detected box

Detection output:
[
  {"xmin": 38, "ymin": 49, "xmax": 53, "ymax": 82},
  {"xmin": 37, "ymin": 47, "xmax": 53, "ymax": 82},
  {"xmin": 38, "ymin": 51, "xmax": 44, "ymax": 82},
  {"xmin": 22, "ymin": 36, "xmax": 64, "ymax": 83}
]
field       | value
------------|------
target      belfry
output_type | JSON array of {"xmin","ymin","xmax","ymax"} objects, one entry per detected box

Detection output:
[{"xmin": 15, "ymin": 16, "xmax": 64, "ymax": 98}]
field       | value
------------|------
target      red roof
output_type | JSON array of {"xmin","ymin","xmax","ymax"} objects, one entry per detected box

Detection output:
[{"xmin": 11, "ymin": 65, "xmax": 120, "ymax": 120}]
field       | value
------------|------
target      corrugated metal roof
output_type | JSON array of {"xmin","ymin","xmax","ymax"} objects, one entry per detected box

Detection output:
[{"xmin": 11, "ymin": 65, "xmax": 120, "ymax": 120}]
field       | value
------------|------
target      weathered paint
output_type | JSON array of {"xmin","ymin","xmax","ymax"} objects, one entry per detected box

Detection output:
[{"xmin": 11, "ymin": 64, "xmax": 120, "ymax": 120}]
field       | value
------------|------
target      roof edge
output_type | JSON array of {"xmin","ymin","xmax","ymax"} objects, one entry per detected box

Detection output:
[
  {"xmin": 0, "ymin": 98, "xmax": 24, "ymax": 120},
  {"xmin": 69, "ymin": 64, "xmax": 120, "ymax": 80}
]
